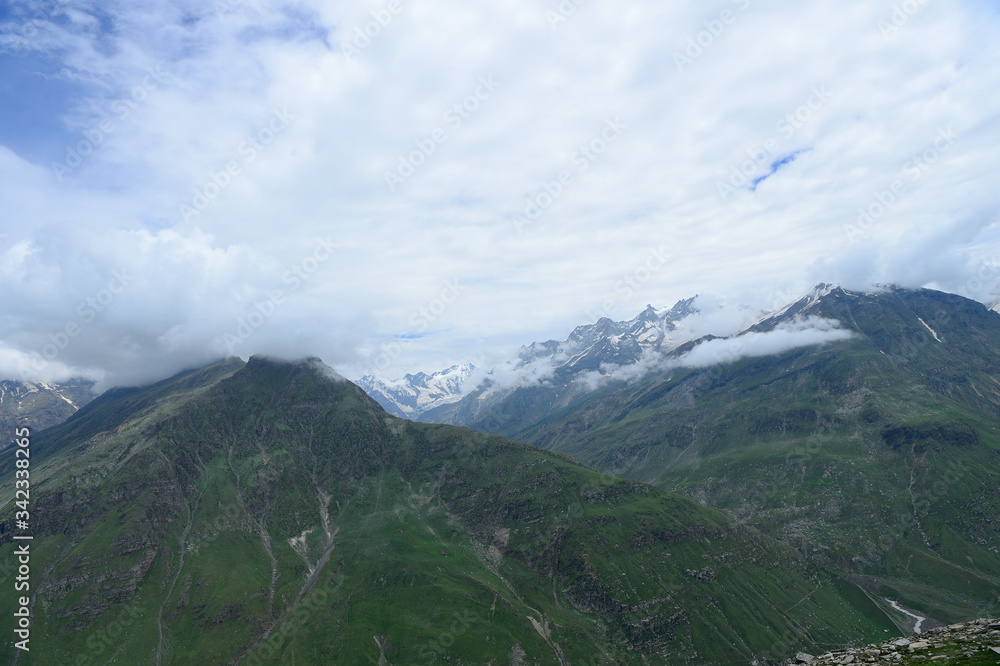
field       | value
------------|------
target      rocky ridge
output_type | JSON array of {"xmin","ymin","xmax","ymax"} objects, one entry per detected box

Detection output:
[
  {"xmin": 420, "ymin": 296, "xmax": 700, "ymax": 426},
  {"xmin": 355, "ymin": 363, "xmax": 476, "ymax": 418},
  {"xmin": 0, "ymin": 377, "xmax": 97, "ymax": 437},
  {"xmin": 786, "ymin": 618, "xmax": 1000, "ymax": 665}
]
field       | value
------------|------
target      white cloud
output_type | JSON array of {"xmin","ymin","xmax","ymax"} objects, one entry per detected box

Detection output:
[
  {"xmin": 676, "ymin": 316, "xmax": 854, "ymax": 368},
  {"xmin": 0, "ymin": 0, "xmax": 998, "ymax": 385},
  {"xmin": 481, "ymin": 352, "xmax": 566, "ymax": 394},
  {"xmin": 580, "ymin": 316, "xmax": 853, "ymax": 390},
  {"xmin": 673, "ymin": 294, "xmax": 766, "ymax": 340}
]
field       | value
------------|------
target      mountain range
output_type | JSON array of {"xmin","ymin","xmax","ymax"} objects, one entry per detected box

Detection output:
[
  {"xmin": 0, "ymin": 355, "xmax": 899, "ymax": 664},
  {"xmin": 1, "ymin": 284, "xmax": 997, "ymax": 664},
  {"xmin": 420, "ymin": 297, "xmax": 703, "ymax": 426},
  {"xmin": 421, "ymin": 286, "xmax": 1000, "ymax": 631},
  {"xmin": 355, "ymin": 363, "xmax": 476, "ymax": 419}
]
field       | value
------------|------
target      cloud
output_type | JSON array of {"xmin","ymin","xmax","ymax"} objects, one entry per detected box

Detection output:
[
  {"xmin": 672, "ymin": 294, "xmax": 767, "ymax": 340},
  {"xmin": 676, "ymin": 316, "xmax": 853, "ymax": 368},
  {"xmin": 581, "ymin": 316, "xmax": 853, "ymax": 389},
  {"xmin": 0, "ymin": 225, "xmax": 368, "ymax": 389},
  {"xmin": 576, "ymin": 346, "xmax": 672, "ymax": 391},
  {"xmin": 811, "ymin": 217, "xmax": 1000, "ymax": 305},
  {"xmin": 0, "ymin": 1, "xmax": 998, "ymax": 386},
  {"xmin": 479, "ymin": 351, "xmax": 567, "ymax": 395}
]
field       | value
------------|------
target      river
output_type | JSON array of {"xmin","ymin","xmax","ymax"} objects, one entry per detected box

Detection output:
[{"xmin": 885, "ymin": 598, "xmax": 926, "ymax": 633}]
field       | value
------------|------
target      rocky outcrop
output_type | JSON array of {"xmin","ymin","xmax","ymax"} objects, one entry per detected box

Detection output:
[{"xmin": 784, "ymin": 618, "xmax": 1000, "ymax": 664}]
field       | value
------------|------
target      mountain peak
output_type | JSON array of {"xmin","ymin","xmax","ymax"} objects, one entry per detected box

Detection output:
[
  {"xmin": 245, "ymin": 354, "xmax": 347, "ymax": 383},
  {"xmin": 4, "ymin": 350, "xmax": 894, "ymax": 665},
  {"xmin": 304, "ymin": 357, "xmax": 348, "ymax": 383},
  {"xmin": 355, "ymin": 363, "xmax": 478, "ymax": 419},
  {"xmin": 760, "ymin": 283, "xmax": 842, "ymax": 323}
]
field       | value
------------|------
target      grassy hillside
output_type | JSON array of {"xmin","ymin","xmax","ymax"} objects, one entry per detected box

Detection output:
[
  {"xmin": 0, "ymin": 356, "xmax": 897, "ymax": 664},
  {"xmin": 462, "ymin": 288, "xmax": 1000, "ymax": 626}
]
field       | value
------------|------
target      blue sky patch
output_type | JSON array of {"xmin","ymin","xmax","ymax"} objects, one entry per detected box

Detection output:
[
  {"xmin": 0, "ymin": 52, "xmax": 86, "ymax": 164},
  {"xmin": 750, "ymin": 150, "xmax": 808, "ymax": 191}
]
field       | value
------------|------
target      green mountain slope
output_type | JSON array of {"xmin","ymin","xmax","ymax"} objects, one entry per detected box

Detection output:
[
  {"xmin": 0, "ymin": 356, "xmax": 897, "ymax": 665},
  {"xmin": 452, "ymin": 287, "xmax": 1000, "ymax": 627}
]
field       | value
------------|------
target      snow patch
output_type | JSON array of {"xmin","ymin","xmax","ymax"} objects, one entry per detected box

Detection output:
[
  {"xmin": 55, "ymin": 392, "xmax": 78, "ymax": 409},
  {"xmin": 757, "ymin": 284, "xmax": 836, "ymax": 325},
  {"xmin": 636, "ymin": 328, "xmax": 659, "ymax": 344},
  {"xmin": 916, "ymin": 317, "xmax": 943, "ymax": 343}
]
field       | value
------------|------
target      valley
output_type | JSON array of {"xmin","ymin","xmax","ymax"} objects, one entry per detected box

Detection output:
[
  {"xmin": 0, "ymin": 355, "xmax": 898, "ymax": 664},
  {"xmin": 420, "ymin": 287, "xmax": 1000, "ymax": 632},
  {"xmin": 1, "ymin": 286, "xmax": 997, "ymax": 664}
]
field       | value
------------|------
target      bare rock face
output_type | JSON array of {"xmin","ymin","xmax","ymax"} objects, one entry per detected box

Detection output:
[
  {"xmin": 783, "ymin": 617, "xmax": 1000, "ymax": 665},
  {"xmin": 0, "ymin": 378, "xmax": 97, "ymax": 435}
]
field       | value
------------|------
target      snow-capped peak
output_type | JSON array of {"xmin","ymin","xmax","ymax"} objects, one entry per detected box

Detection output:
[
  {"xmin": 0, "ymin": 377, "xmax": 98, "ymax": 432},
  {"xmin": 356, "ymin": 364, "xmax": 477, "ymax": 419},
  {"xmin": 765, "ymin": 283, "xmax": 837, "ymax": 321}
]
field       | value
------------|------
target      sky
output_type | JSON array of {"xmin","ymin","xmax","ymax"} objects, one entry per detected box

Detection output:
[{"xmin": 1, "ymin": 0, "xmax": 999, "ymax": 389}]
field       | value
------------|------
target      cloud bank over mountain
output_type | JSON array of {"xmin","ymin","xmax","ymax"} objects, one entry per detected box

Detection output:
[
  {"xmin": 1, "ymin": 1, "xmax": 999, "ymax": 386},
  {"xmin": 578, "ymin": 315, "xmax": 853, "ymax": 390},
  {"xmin": 678, "ymin": 316, "xmax": 854, "ymax": 368}
]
